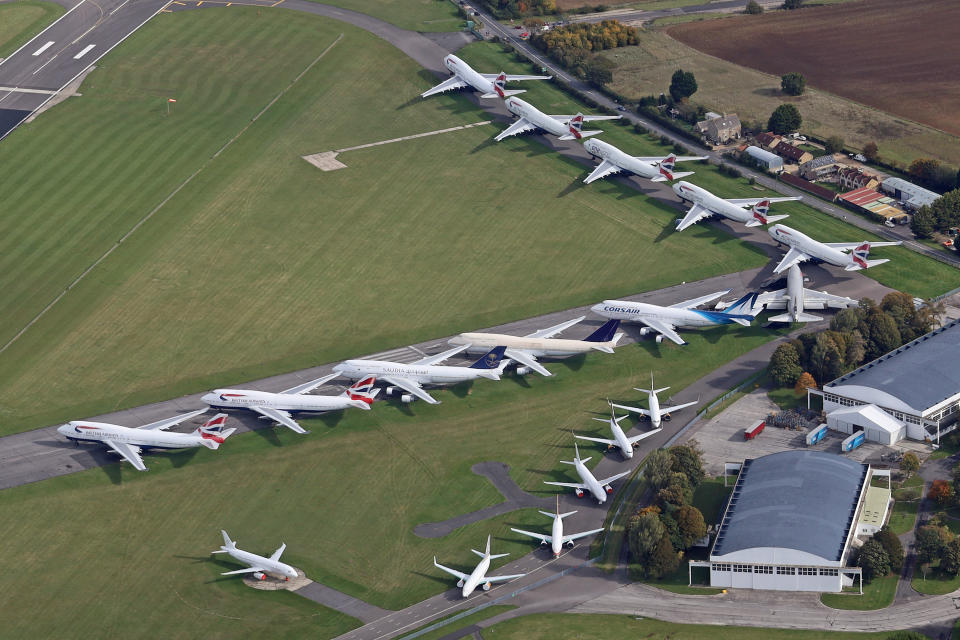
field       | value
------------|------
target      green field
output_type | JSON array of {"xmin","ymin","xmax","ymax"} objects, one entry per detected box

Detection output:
[
  {"xmin": 314, "ymin": 0, "xmax": 464, "ymax": 32},
  {"xmin": 889, "ymin": 500, "xmax": 920, "ymax": 535},
  {"xmin": 820, "ymin": 574, "xmax": 897, "ymax": 611},
  {"xmin": 913, "ymin": 562, "xmax": 960, "ymax": 596},
  {"xmin": 481, "ymin": 613, "xmax": 912, "ymax": 639},
  {"xmin": 0, "ymin": 0, "xmax": 64, "ymax": 57}
]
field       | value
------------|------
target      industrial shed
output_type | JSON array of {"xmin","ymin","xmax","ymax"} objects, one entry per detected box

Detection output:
[
  {"xmin": 827, "ymin": 403, "xmax": 906, "ymax": 445},
  {"xmin": 744, "ymin": 145, "xmax": 783, "ymax": 172},
  {"xmin": 880, "ymin": 177, "xmax": 940, "ymax": 210}
]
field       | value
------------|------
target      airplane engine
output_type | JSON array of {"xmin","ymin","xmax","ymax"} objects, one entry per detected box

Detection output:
[
  {"xmin": 638, "ymin": 327, "xmax": 651, "ymax": 336},
  {"xmin": 516, "ymin": 366, "xmax": 531, "ymax": 376},
  {"xmin": 482, "ymin": 581, "xmax": 492, "ymax": 591},
  {"xmin": 540, "ymin": 539, "xmax": 548, "ymax": 545},
  {"xmin": 253, "ymin": 572, "xmax": 266, "ymax": 581},
  {"xmin": 664, "ymin": 414, "xmax": 672, "ymax": 422},
  {"xmin": 574, "ymin": 488, "xmax": 584, "ymax": 498},
  {"xmin": 604, "ymin": 484, "xmax": 614, "ymax": 494},
  {"xmin": 456, "ymin": 579, "xmax": 465, "ymax": 588},
  {"xmin": 655, "ymin": 335, "xmax": 664, "ymax": 343},
  {"xmin": 385, "ymin": 386, "xmax": 398, "ymax": 396},
  {"xmin": 401, "ymin": 394, "xmax": 415, "ymax": 403}
]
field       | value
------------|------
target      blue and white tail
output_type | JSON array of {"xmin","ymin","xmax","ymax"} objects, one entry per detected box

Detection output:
[
  {"xmin": 721, "ymin": 292, "xmax": 760, "ymax": 325},
  {"xmin": 469, "ymin": 346, "xmax": 508, "ymax": 380},
  {"xmin": 584, "ymin": 319, "xmax": 623, "ymax": 353}
]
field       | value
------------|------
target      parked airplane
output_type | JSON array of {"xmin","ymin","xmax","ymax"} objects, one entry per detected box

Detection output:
[
  {"xmin": 544, "ymin": 442, "xmax": 631, "ymax": 504},
  {"xmin": 212, "ymin": 530, "xmax": 298, "ymax": 581},
  {"xmin": 332, "ymin": 345, "xmax": 508, "ymax": 405},
  {"xmin": 57, "ymin": 410, "xmax": 233, "ymax": 471},
  {"xmin": 591, "ymin": 290, "xmax": 758, "ymax": 346},
  {"xmin": 672, "ymin": 181, "xmax": 800, "ymax": 231},
  {"xmin": 447, "ymin": 317, "xmax": 622, "ymax": 377},
  {"xmin": 611, "ymin": 373, "xmax": 699, "ymax": 428},
  {"xmin": 720, "ymin": 264, "xmax": 857, "ymax": 323},
  {"xmin": 202, "ymin": 375, "xmax": 378, "ymax": 435},
  {"xmin": 511, "ymin": 496, "xmax": 604, "ymax": 557},
  {"xmin": 582, "ymin": 138, "xmax": 706, "ymax": 184},
  {"xmin": 421, "ymin": 54, "xmax": 550, "ymax": 99},
  {"xmin": 575, "ymin": 404, "xmax": 661, "ymax": 458},
  {"xmin": 433, "ymin": 535, "xmax": 526, "ymax": 597},
  {"xmin": 494, "ymin": 96, "xmax": 620, "ymax": 142},
  {"xmin": 769, "ymin": 223, "xmax": 902, "ymax": 273}
]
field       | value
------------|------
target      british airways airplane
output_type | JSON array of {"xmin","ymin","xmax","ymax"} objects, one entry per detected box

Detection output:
[
  {"xmin": 421, "ymin": 54, "xmax": 550, "ymax": 99},
  {"xmin": 769, "ymin": 223, "xmax": 901, "ymax": 274},
  {"xmin": 591, "ymin": 290, "xmax": 758, "ymax": 346},
  {"xmin": 495, "ymin": 96, "xmax": 620, "ymax": 142},
  {"xmin": 582, "ymin": 138, "xmax": 706, "ymax": 184},
  {"xmin": 672, "ymin": 181, "xmax": 799, "ymax": 231}
]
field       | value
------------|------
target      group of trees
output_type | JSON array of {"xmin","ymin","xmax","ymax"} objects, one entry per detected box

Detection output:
[
  {"xmin": 745, "ymin": 0, "xmax": 764, "ymax": 14},
  {"xmin": 768, "ymin": 294, "xmax": 942, "ymax": 389},
  {"xmin": 780, "ymin": 72, "xmax": 805, "ymax": 96},
  {"xmin": 910, "ymin": 189, "xmax": 960, "ymax": 238},
  {"xmin": 907, "ymin": 158, "xmax": 960, "ymax": 194},
  {"xmin": 626, "ymin": 444, "xmax": 709, "ymax": 579},
  {"xmin": 477, "ymin": 0, "xmax": 556, "ymax": 19},
  {"xmin": 856, "ymin": 526, "xmax": 904, "ymax": 582},
  {"xmin": 915, "ymin": 520, "xmax": 960, "ymax": 576},
  {"xmin": 530, "ymin": 21, "xmax": 639, "ymax": 82},
  {"xmin": 768, "ymin": 103, "xmax": 802, "ymax": 134}
]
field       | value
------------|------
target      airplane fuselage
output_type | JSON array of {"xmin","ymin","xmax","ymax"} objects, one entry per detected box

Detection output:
[
  {"xmin": 333, "ymin": 360, "xmax": 493, "ymax": 386},
  {"xmin": 673, "ymin": 181, "xmax": 754, "ymax": 225},
  {"xmin": 647, "ymin": 391, "xmax": 664, "ymax": 428},
  {"xmin": 784, "ymin": 263, "xmax": 804, "ymax": 322},
  {"xmin": 768, "ymin": 224, "xmax": 850, "ymax": 268},
  {"xmin": 583, "ymin": 138, "xmax": 657, "ymax": 179},
  {"xmin": 444, "ymin": 54, "xmax": 497, "ymax": 95},
  {"xmin": 504, "ymin": 97, "xmax": 568, "ymax": 137},
  {"xmin": 462, "ymin": 555, "xmax": 492, "ymax": 597},
  {"xmin": 575, "ymin": 458, "xmax": 610, "ymax": 504},
  {"xmin": 224, "ymin": 547, "xmax": 297, "ymax": 580},
  {"xmin": 201, "ymin": 388, "xmax": 363, "ymax": 413},
  {"xmin": 57, "ymin": 422, "xmax": 209, "ymax": 450},
  {"xmin": 592, "ymin": 301, "xmax": 736, "ymax": 330},
  {"xmin": 449, "ymin": 333, "xmax": 603, "ymax": 357},
  {"xmin": 608, "ymin": 419, "xmax": 634, "ymax": 459},
  {"xmin": 550, "ymin": 516, "xmax": 564, "ymax": 556}
]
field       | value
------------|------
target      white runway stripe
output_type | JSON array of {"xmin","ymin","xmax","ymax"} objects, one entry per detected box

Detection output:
[
  {"xmin": 32, "ymin": 41, "xmax": 55, "ymax": 56},
  {"xmin": 73, "ymin": 44, "xmax": 96, "ymax": 59}
]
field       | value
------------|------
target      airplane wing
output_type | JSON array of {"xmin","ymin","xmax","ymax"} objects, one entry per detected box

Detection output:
[
  {"xmin": 636, "ymin": 318, "xmax": 685, "ymax": 346},
  {"xmin": 548, "ymin": 114, "xmax": 620, "ymax": 123},
  {"xmin": 674, "ymin": 203, "xmax": 714, "ymax": 231},
  {"xmin": 486, "ymin": 572, "xmax": 526, "ymax": 583},
  {"xmin": 381, "ymin": 375, "xmax": 440, "ymax": 405},
  {"xmin": 433, "ymin": 557, "xmax": 468, "ymax": 581},
  {"xmin": 584, "ymin": 160, "xmax": 622, "ymax": 184},
  {"xmin": 626, "ymin": 429, "xmax": 661, "ymax": 444},
  {"xmin": 281, "ymin": 372, "xmax": 340, "ymax": 395},
  {"xmin": 772, "ymin": 247, "xmax": 812, "ymax": 274},
  {"xmin": 222, "ymin": 566, "xmax": 265, "ymax": 576},
  {"xmin": 801, "ymin": 288, "xmax": 858, "ymax": 309},
  {"xmin": 595, "ymin": 470, "xmax": 631, "ymax": 486},
  {"xmin": 634, "ymin": 156, "xmax": 705, "ymax": 163},
  {"xmin": 727, "ymin": 196, "xmax": 801, "ymax": 207},
  {"xmin": 561, "ymin": 527, "xmax": 605, "ymax": 544},
  {"xmin": 413, "ymin": 344, "xmax": 470, "ymax": 366},
  {"xmin": 525, "ymin": 315, "xmax": 584, "ymax": 339},
  {"xmin": 750, "ymin": 289, "xmax": 788, "ymax": 309},
  {"xmin": 510, "ymin": 527, "xmax": 552, "ymax": 544},
  {"xmin": 480, "ymin": 73, "xmax": 551, "ymax": 81},
  {"xmin": 105, "ymin": 440, "xmax": 147, "ymax": 471},
  {"xmin": 823, "ymin": 241, "xmax": 901, "ymax": 250},
  {"xmin": 574, "ymin": 434, "xmax": 618, "ymax": 446},
  {"xmin": 140, "ymin": 408, "xmax": 208, "ymax": 431},
  {"xmin": 494, "ymin": 118, "xmax": 537, "ymax": 141},
  {"xmin": 659, "ymin": 399, "xmax": 699, "ymax": 414},
  {"xmin": 269, "ymin": 543, "xmax": 286, "ymax": 562},
  {"xmin": 669, "ymin": 290, "xmax": 730, "ymax": 310},
  {"xmin": 251, "ymin": 406, "xmax": 307, "ymax": 434},
  {"xmin": 503, "ymin": 348, "xmax": 551, "ymax": 377},
  {"xmin": 610, "ymin": 402, "xmax": 651, "ymax": 417},
  {"xmin": 544, "ymin": 481, "xmax": 587, "ymax": 490},
  {"xmin": 421, "ymin": 77, "xmax": 469, "ymax": 98}
]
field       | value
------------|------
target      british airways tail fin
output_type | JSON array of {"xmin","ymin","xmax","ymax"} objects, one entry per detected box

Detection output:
[
  {"xmin": 584, "ymin": 319, "xmax": 621, "ymax": 343},
  {"xmin": 343, "ymin": 376, "xmax": 379, "ymax": 405},
  {"xmin": 197, "ymin": 414, "xmax": 235, "ymax": 449}
]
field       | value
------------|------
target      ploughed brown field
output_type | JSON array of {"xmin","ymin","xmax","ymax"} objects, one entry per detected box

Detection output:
[{"xmin": 667, "ymin": 0, "xmax": 960, "ymax": 137}]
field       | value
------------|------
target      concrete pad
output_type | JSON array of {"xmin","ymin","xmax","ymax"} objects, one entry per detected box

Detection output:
[
  {"xmin": 243, "ymin": 567, "xmax": 311, "ymax": 591},
  {"xmin": 303, "ymin": 151, "xmax": 347, "ymax": 171},
  {"xmin": 25, "ymin": 65, "xmax": 92, "ymax": 123}
]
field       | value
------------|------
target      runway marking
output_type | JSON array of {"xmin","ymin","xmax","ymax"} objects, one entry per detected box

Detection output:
[
  {"xmin": 0, "ymin": 86, "xmax": 58, "ymax": 95},
  {"xmin": 32, "ymin": 54, "xmax": 58, "ymax": 75},
  {"xmin": 32, "ymin": 41, "xmax": 55, "ymax": 56},
  {"xmin": 109, "ymin": 0, "xmax": 130, "ymax": 15},
  {"xmin": 73, "ymin": 44, "xmax": 96, "ymax": 59}
]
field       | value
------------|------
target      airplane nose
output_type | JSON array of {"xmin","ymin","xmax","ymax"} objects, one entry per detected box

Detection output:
[
  {"xmin": 200, "ymin": 393, "xmax": 215, "ymax": 404},
  {"xmin": 56, "ymin": 424, "xmax": 70, "ymax": 435}
]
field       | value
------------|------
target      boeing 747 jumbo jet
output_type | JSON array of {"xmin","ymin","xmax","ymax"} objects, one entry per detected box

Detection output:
[
  {"xmin": 582, "ymin": 138, "xmax": 706, "ymax": 184},
  {"xmin": 731, "ymin": 264, "xmax": 857, "ymax": 323},
  {"xmin": 611, "ymin": 373, "xmax": 699, "ymax": 428},
  {"xmin": 591, "ymin": 290, "xmax": 758, "ymax": 346},
  {"xmin": 544, "ymin": 442, "xmax": 631, "ymax": 504},
  {"xmin": 212, "ymin": 531, "xmax": 298, "ymax": 582},
  {"xmin": 575, "ymin": 405, "xmax": 661, "ymax": 459},
  {"xmin": 57, "ymin": 410, "xmax": 233, "ymax": 471},
  {"xmin": 202, "ymin": 375, "xmax": 378, "ymax": 435},
  {"xmin": 421, "ymin": 54, "xmax": 550, "ymax": 99},
  {"xmin": 511, "ymin": 496, "xmax": 604, "ymax": 557},
  {"xmin": 672, "ymin": 181, "xmax": 800, "ymax": 231},
  {"xmin": 433, "ymin": 535, "xmax": 526, "ymax": 597},
  {"xmin": 332, "ymin": 345, "xmax": 508, "ymax": 405},
  {"xmin": 447, "ymin": 317, "xmax": 622, "ymax": 377},
  {"xmin": 494, "ymin": 96, "xmax": 620, "ymax": 142},
  {"xmin": 769, "ymin": 223, "xmax": 902, "ymax": 274}
]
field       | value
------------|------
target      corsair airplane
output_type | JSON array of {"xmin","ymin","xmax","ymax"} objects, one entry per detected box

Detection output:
[
  {"xmin": 433, "ymin": 535, "xmax": 526, "ymax": 597},
  {"xmin": 582, "ymin": 138, "xmax": 706, "ymax": 184},
  {"xmin": 511, "ymin": 496, "xmax": 604, "ymax": 557},
  {"xmin": 611, "ymin": 373, "xmax": 699, "ymax": 428},
  {"xmin": 575, "ymin": 404, "xmax": 661, "ymax": 459},
  {"xmin": 202, "ymin": 374, "xmax": 378, "ymax": 435},
  {"xmin": 421, "ymin": 54, "xmax": 550, "ymax": 99},
  {"xmin": 591, "ymin": 290, "xmax": 758, "ymax": 346},
  {"xmin": 721, "ymin": 264, "xmax": 857, "ymax": 323},
  {"xmin": 212, "ymin": 530, "xmax": 298, "ymax": 582},
  {"xmin": 494, "ymin": 96, "xmax": 620, "ymax": 142},
  {"xmin": 57, "ymin": 410, "xmax": 233, "ymax": 471},
  {"xmin": 544, "ymin": 442, "xmax": 631, "ymax": 504},
  {"xmin": 672, "ymin": 181, "xmax": 800, "ymax": 231},
  {"xmin": 332, "ymin": 345, "xmax": 508, "ymax": 405},
  {"xmin": 447, "ymin": 317, "xmax": 622, "ymax": 377},
  {"xmin": 769, "ymin": 223, "xmax": 902, "ymax": 274}
]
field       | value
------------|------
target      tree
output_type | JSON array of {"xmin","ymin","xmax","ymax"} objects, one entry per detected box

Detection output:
[
  {"xmin": 830, "ymin": 307, "xmax": 862, "ymax": 333},
  {"xmin": 585, "ymin": 54, "xmax": 614, "ymax": 87},
  {"xmin": 844, "ymin": 330, "xmax": 866, "ymax": 368},
  {"xmin": 644, "ymin": 449, "xmax": 674, "ymax": 491},
  {"xmin": 627, "ymin": 512, "xmax": 665, "ymax": 567},
  {"xmin": 915, "ymin": 524, "xmax": 952, "ymax": 564},
  {"xmin": 669, "ymin": 443, "xmax": 705, "ymax": 488},
  {"xmin": 873, "ymin": 527, "xmax": 904, "ymax": 573},
  {"xmin": 929, "ymin": 479, "xmax": 954, "ymax": 507},
  {"xmin": 942, "ymin": 538, "xmax": 960, "ymax": 576},
  {"xmin": 770, "ymin": 343, "xmax": 802, "ymax": 387},
  {"xmin": 863, "ymin": 141, "xmax": 879, "ymax": 162},
  {"xmin": 900, "ymin": 452, "xmax": 920, "ymax": 477},
  {"xmin": 825, "ymin": 135, "xmax": 845, "ymax": 154},
  {"xmin": 911, "ymin": 205, "xmax": 936, "ymax": 238},
  {"xmin": 909, "ymin": 158, "xmax": 942, "ymax": 190},
  {"xmin": 669, "ymin": 69, "xmax": 698, "ymax": 102},
  {"xmin": 857, "ymin": 539, "xmax": 890, "ymax": 582},
  {"xmin": 863, "ymin": 309, "xmax": 901, "ymax": 360},
  {"xmin": 794, "ymin": 371, "xmax": 817, "ymax": 395},
  {"xmin": 810, "ymin": 333, "xmax": 844, "ymax": 383},
  {"xmin": 674, "ymin": 505, "xmax": 707, "ymax": 549},
  {"xmin": 768, "ymin": 103, "xmax": 802, "ymax": 134},
  {"xmin": 648, "ymin": 534, "xmax": 679, "ymax": 578},
  {"xmin": 780, "ymin": 72, "xmax": 806, "ymax": 96},
  {"xmin": 745, "ymin": 0, "xmax": 763, "ymax": 13},
  {"xmin": 782, "ymin": 0, "xmax": 803, "ymax": 8}
]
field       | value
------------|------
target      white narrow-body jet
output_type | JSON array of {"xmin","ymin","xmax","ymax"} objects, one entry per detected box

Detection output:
[
  {"xmin": 421, "ymin": 54, "xmax": 550, "ymax": 99},
  {"xmin": 747, "ymin": 264, "xmax": 857, "ymax": 323},
  {"xmin": 582, "ymin": 138, "xmax": 706, "ymax": 184},
  {"xmin": 575, "ymin": 405, "xmax": 661, "ymax": 459},
  {"xmin": 202, "ymin": 374, "xmax": 378, "ymax": 435},
  {"xmin": 591, "ymin": 290, "xmax": 758, "ymax": 346},
  {"xmin": 611, "ymin": 373, "xmax": 699, "ymax": 428},
  {"xmin": 447, "ymin": 317, "xmax": 622, "ymax": 377},
  {"xmin": 433, "ymin": 535, "xmax": 526, "ymax": 597},
  {"xmin": 212, "ymin": 530, "xmax": 298, "ymax": 582},
  {"xmin": 495, "ymin": 96, "xmax": 620, "ymax": 142},
  {"xmin": 544, "ymin": 442, "xmax": 631, "ymax": 504},
  {"xmin": 769, "ymin": 223, "xmax": 902, "ymax": 274},
  {"xmin": 511, "ymin": 497, "xmax": 604, "ymax": 557},
  {"xmin": 57, "ymin": 410, "xmax": 234, "ymax": 472},
  {"xmin": 672, "ymin": 181, "xmax": 800, "ymax": 232},
  {"xmin": 332, "ymin": 345, "xmax": 508, "ymax": 405}
]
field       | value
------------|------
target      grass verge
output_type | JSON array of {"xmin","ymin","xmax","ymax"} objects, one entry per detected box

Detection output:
[
  {"xmin": 820, "ymin": 574, "xmax": 897, "ymax": 610},
  {"xmin": 0, "ymin": 0, "xmax": 64, "ymax": 57}
]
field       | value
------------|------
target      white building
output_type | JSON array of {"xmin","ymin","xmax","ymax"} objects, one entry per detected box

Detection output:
[
  {"xmin": 744, "ymin": 145, "xmax": 783, "ymax": 172},
  {"xmin": 880, "ymin": 177, "xmax": 940, "ymax": 211},
  {"xmin": 690, "ymin": 450, "xmax": 886, "ymax": 593},
  {"xmin": 827, "ymin": 404, "xmax": 906, "ymax": 445}
]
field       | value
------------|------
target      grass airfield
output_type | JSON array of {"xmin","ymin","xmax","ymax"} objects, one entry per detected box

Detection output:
[{"xmin": 0, "ymin": 0, "xmax": 64, "ymax": 57}]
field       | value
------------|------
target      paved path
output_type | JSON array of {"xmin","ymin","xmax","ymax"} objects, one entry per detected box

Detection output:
[{"xmin": 295, "ymin": 581, "xmax": 390, "ymax": 624}]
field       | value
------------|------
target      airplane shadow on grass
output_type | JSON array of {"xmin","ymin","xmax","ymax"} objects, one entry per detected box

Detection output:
[
  {"xmin": 556, "ymin": 178, "xmax": 588, "ymax": 199},
  {"xmin": 504, "ymin": 373, "xmax": 532, "ymax": 389},
  {"xmin": 509, "ymin": 138, "xmax": 555, "ymax": 158},
  {"xmin": 469, "ymin": 137, "xmax": 499, "ymax": 154},
  {"xmin": 634, "ymin": 340, "xmax": 664, "ymax": 359},
  {"xmin": 411, "ymin": 570, "xmax": 456, "ymax": 588},
  {"xmin": 250, "ymin": 425, "xmax": 284, "ymax": 447},
  {"xmin": 315, "ymin": 411, "xmax": 345, "ymax": 430},
  {"xmin": 557, "ymin": 353, "xmax": 586, "ymax": 373},
  {"xmin": 160, "ymin": 447, "xmax": 199, "ymax": 469},
  {"xmin": 448, "ymin": 381, "xmax": 474, "ymax": 399}
]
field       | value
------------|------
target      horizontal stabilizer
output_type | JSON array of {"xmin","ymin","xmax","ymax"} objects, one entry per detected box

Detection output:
[
  {"xmin": 558, "ymin": 130, "xmax": 602, "ymax": 141},
  {"xmin": 480, "ymin": 89, "xmax": 524, "ymax": 98},
  {"xmin": 845, "ymin": 258, "xmax": 889, "ymax": 271},
  {"xmin": 769, "ymin": 312, "xmax": 823, "ymax": 323},
  {"xmin": 651, "ymin": 170, "xmax": 694, "ymax": 183},
  {"xmin": 744, "ymin": 214, "xmax": 788, "ymax": 228}
]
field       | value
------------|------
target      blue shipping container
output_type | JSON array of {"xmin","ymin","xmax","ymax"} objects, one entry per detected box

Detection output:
[{"xmin": 841, "ymin": 431, "xmax": 865, "ymax": 452}]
